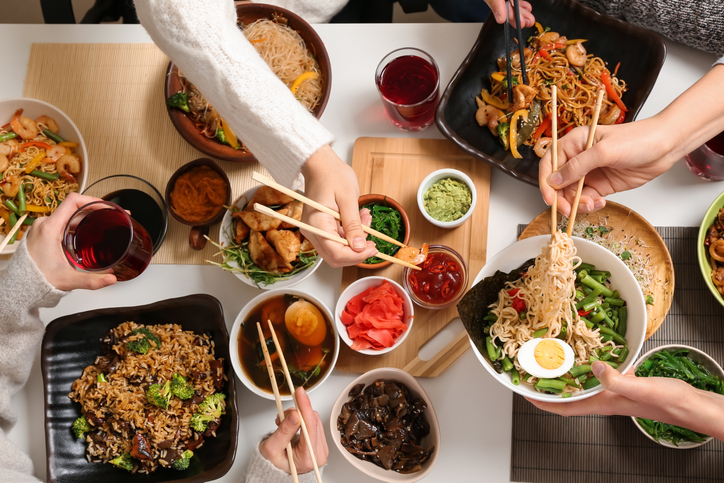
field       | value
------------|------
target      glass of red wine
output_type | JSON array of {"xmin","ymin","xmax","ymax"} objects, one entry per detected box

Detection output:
[
  {"xmin": 375, "ymin": 47, "xmax": 440, "ymax": 131},
  {"xmin": 685, "ymin": 131, "xmax": 724, "ymax": 181},
  {"xmin": 62, "ymin": 201, "xmax": 154, "ymax": 281}
]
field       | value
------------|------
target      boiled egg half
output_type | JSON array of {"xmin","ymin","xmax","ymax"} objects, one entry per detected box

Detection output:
[{"xmin": 517, "ymin": 338, "xmax": 575, "ymax": 378}]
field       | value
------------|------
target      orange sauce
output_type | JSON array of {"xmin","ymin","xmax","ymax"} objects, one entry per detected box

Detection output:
[{"xmin": 170, "ymin": 166, "xmax": 227, "ymax": 223}]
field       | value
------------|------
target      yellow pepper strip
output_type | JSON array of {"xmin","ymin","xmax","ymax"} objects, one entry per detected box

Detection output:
[
  {"xmin": 491, "ymin": 72, "xmax": 506, "ymax": 82},
  {"xmin": 290, "ymin": 72, "xmax": 318, "ymax": 95},
  {"xmin": 25, "ymin": 204, "xmax": 50, "ymax": 213},
  {"xmin": 220, "ymin": 118, "xmax": 239, "ymax": 149},
  {"xmin": 481, "ymin": 88, "xmax": 509, "ymax": 110},
  {"xmin": 59, "ymin": 141, "xmax": 79, "ymax": 149},
  {"xmin": 535, "ymin": 22, "xmax": 544, "ymax": 35},
  {"xmin": 565, "ymin": 39, "xmax": 588, "ymax": 45},
  {"xmin": 510, "ymin": 109, "xmax": 528, "ymax": 159},
  {"xmin": 24, "ymin": 150, "xmax": 46, "ymax": 173}
]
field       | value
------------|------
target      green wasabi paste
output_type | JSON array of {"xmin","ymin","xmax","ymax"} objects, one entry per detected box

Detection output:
[{"xmin": 423, "ymin": 178, "xmax": 472, "ymax": 222}]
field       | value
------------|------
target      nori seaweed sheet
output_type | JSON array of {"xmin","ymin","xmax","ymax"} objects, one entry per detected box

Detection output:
[{"xmin": 456, "ymin": 258, "xmax": 535, "ymax": 370}]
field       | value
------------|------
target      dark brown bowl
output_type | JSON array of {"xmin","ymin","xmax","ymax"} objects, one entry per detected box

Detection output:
[
  {"xmin": 435, "ymin": 0, "xmax": 666, "ymax": 186},
  {"xmin": 164, "ymin": 2, "xmax": 332, "ymax": 162},
  {"xmin": 356, "ymin": 194, "xmax": 411, "ymax": 270},
  {"xmin": 165, "ymin": 158, "xmax": 231, "ymax": 250},
  {"xmin": 41, "ymin": 294, "xmax": 238, "ymax": 483}
]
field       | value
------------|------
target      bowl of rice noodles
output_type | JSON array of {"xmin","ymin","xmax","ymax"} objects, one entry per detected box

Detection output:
[
  {"xmin": 460, "ymin": 234, "xmax": 647, "ymax": 403},
  {"xmin": 164, "ymin": 2, "xmax": 331, "ymax": 162}
]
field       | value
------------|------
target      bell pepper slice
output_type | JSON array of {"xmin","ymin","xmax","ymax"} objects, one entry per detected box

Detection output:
[
  {"xmin": 20, "ymin": 141, "xmax": 51, "ymax": 153},
  {"xmin": 510, "ymin": 109, "xmax": 528, "ymax": 159},
  {"xmin": 290, "ymin": 72, "xmax": 318, "ymax": 95},
  {"xmin": 533, "ymin": 113, "xmax": 552, "ymax": 141},
  {"xmin": 481, "ymin": 88, "xmax": 509, "ymax": 110},
  {"xmin": 25, "ymin": 204, "xmax": 51, "ymax": 213},
  {"xmin": 534, "ymin": 22, "xmax": 544, "ymax": 35},
  {"xmin": 24, "ymin": 150, "xmax": 46, "ymax": 174},
  {"xmin": 565, "ymin": 39, "xmax": 588, "ymax": 45},
  {"xmin": 601, "ymin": 70, "xmax": 628, "ymax": 112},
  {"xmin": 615, "ymin": 109, "xmax": 626, "ymax": 124},
  {"xmin": 220, "ymin": 118, "xmax": 239, "ymax": 149},
  {"xmin": 491, "ymin": 72, "xmax": 506, "ymax": 82}
]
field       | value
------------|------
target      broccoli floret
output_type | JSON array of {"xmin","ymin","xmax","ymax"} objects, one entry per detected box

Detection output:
[
  {"xmin": 216, "ymin": 128, "xmax": 229, "ymax": 146},
  {"xmin": 97, "ymin": 373, "xmax": 108, "ymax": 384},
  {"xmin": 197, "ymin": 393, "xmax": 226, "ymax": 418},
  {"xmin": 126, "ymin": 327, "xmax": 161, "ymax": 354},
  {"xmin": 166, "ymin": 92, "xmax": 190, "ymax": 113},
  {"xmin": 72, "ymin": 415, "xmax": 92, "ymax": 440},
  {"xmin": 189, "ymin": 413, "xmax": 214, "ymax": 432},
  {"xmin": 146, "ymin": 380, "xmax": 172, "ymax": 408},
  {"xmin": 110, "ymin": 453, "xmax": 134, "ymax": 471},
  {"xmin": 172, "ymin": 450, "xmax": 194, "ymax": 471},
  {"xmin": 496, "ymin": 122, "xmax": 510, "ymax": 149},
  {"xmin": 170, "ymin": 373, "xmax": 194, "ymax": 400}
]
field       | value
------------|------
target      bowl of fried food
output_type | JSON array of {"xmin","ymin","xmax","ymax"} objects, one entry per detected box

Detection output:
[
  {"xmin": 164, "ymin": 3, "xmax": 331, "ymax": 162},
  {"xmin": 213, "ymin": 185, "xmax": 321, "ymax": 289}
]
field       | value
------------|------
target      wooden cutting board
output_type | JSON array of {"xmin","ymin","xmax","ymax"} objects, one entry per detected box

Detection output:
[{"xmin": 337, "ymin": 137, "xmax": 491, "ymax": 377}]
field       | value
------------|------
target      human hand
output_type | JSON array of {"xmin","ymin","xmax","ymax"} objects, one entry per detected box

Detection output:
[
  {"xmin": 26, "ymin": 192, "xmax": 117, "ymax": 291},
  {"xmin": 301, "ymin": 144, "xmax": 377, "ymax": 268},
  {"xmin": 484, "ymin": 0, "xmax": 535, "ymax": 28},
  {"xmin": 259, "ymin": 387, "xmax": 329, "ymax": 474},
  {"xmin": 539, "ymin": 120, "xmax": 677, "ymax": 216}
]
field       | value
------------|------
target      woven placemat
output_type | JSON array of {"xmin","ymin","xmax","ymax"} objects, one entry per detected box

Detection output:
[
  {"xmin": 10, "ymin": 43, "xmax": 272, "ymax": 264},
  {"xmin": 511, "ymin": 226, "xmax": 724, "ymax": 483}
]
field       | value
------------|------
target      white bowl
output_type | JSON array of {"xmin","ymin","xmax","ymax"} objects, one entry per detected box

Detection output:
[
  {"xmin": 469, "ymin": 235, "xmax": 647, "ymax": 403},
  {"xmin": 329, "ymin": 368, "xmax": 441, "ymax": 482},
  {"xmin": 416, "ymin": 168, "xmax": 476, "ymax": 229},
  {"xmin": 218, "ymin": 185, "xmax": 323, "ymax": 289},
  {"xmin": 335, "ymin": 276, "xmax": 414, "ymax": 355},
  {"xmin": 0, "ymin": 98, "xmax": 89, "ymax": 254},
  {"xmin": 631, "ymin": 344, "xmax": 723, "ymax": 448},
  {"xmin": 229, "ymin": 288, "xmax": 339, "ymax": 401}
]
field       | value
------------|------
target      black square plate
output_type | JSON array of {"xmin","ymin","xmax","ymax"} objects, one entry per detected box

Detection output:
[
  {"xmin": 41, "ymin": 294, "xmax": 238, "ymax": 483},
  {"xmin": 436, "ymin": 0, "xmax": 667, "ymax": 186}
]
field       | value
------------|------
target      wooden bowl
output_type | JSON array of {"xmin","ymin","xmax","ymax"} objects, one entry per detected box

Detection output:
[
  {"xmin": 356, "ymin": 194, "xmax": 411, "ymax": 270},
  {"xmin": 165, "ymin": 158, "xmax": 231, "ymax": 250},
  {"xmin": 164, "ymin": 2, "xmax": 332, "ymax": 162}
]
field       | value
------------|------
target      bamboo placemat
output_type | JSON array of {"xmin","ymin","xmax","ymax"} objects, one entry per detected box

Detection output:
[
  {"xmin": 13, "ymin": 43, "xmax": 272, "ymax": 264},
  {"xmin": 511, "ymin": 226, "xmax": 724, "ymax": 483}
]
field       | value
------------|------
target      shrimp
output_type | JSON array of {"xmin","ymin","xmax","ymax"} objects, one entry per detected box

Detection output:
[
  {"xmin": 475, "ymin": 98, "xmax": 501, "ymax": 127},
  {"xmin": 47, "ymin": 144, "xmax": 67, "ymax": 161},
  {"xmin": 35, "ymin": 115, "xmax": 59, "ymax": 133},
  {"xmin": 538, "ymin": 31, "xmax": 560, "ymax": 45},
  {"xmin": 10, "ymin": 109, "xmax": 39, "ymax": 140},
  {"xmin": 566, "ymin": 42, "xmax": 587, "ymax": 67},
  {"xmin": 2, "ymin": 176, "xmax": 20, "ymax": 197},
  {"xmin": 395, "ymin": 243, "xmax": 429, "ymax": 266},
  {"xmin": 0, "ymin": 139, "xmax": 19, "ymax": 157},
  {"xmin": 599, "ymin": 103, "xmax": 622, "ymax": 125},
  {"xmin": 534, "ymin": 137, "xmax": 552, "ymax": 157},
  {"xmin": 57, "ymin": 154, "xmax": 82, "ymax": 182},
  {"xmin": 0, "ymin": 155, "xmax": 7, "ymax": 173}
]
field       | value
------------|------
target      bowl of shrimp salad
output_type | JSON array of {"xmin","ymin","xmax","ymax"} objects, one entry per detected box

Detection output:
[{"xmin": 0, "ymin": 98, "xmax": 88, "ymax": 254}]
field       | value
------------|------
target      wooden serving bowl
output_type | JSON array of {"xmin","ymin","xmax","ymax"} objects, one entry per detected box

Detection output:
[
  {"xmin": 165, "ymin": 158, "xmax": 231, "ymax": 250},
  {"xmin": 164, "ymin": 2, "xmax": 332, "ymax": 162},
  {"xmin": 356, "ymin": 194, "xmax": 411, "ymax": 270}
]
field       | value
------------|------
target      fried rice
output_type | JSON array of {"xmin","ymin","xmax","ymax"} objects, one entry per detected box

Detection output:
[{"xmin": 68, "ymin": 321, "xmax": 227, "ymax": 474}]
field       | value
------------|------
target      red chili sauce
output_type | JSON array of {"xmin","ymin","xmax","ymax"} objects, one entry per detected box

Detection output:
[{"xmin": 407, "ymin": 252, "xmax": 463, "ymax": 304}]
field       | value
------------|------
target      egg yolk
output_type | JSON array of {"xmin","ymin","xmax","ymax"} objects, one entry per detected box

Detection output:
[
  {"xmin": 284, "ymin": 300, "xmax": 327, "ymax": 346},
  {"xmin": 534, "ymin": 339, "xmax": 565, "ymax": 370}
]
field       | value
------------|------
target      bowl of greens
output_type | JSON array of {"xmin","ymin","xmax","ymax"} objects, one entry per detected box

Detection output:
[
  {"xmin": 632, "ymin": 344, "xmax": 724, "ymax": 448},
  {"xmin": 355, "ymin": 194, "xmax": 411, "ymax": 270}
]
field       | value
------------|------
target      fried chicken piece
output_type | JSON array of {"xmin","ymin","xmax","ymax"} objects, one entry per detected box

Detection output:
[
  {"xmin": 238, "ymin": 208, "xmax": 288, "ymax": 232},
  {"xmin": 234, "ymin": 217, "xmax": 250, "ymax": 244},
  {"xmin": 266, "ymin": 229, "xmax": 302, "ymax": 263},
  {"xmin": 279, "ymin": 200, "xmax": 303, "ymax": 229},
  {"xmin": 248, "ymin": 186, "xmax": 294, "ymax": 207},
  {"xmin": 249, "ymin": 230, "xmax": 292, "ymax": 273}
]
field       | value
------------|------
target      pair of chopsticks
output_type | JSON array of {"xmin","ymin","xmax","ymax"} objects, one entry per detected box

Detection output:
[
  {"xmin": 0, "ymin": 213, "xmax": 27, "ymax": 253},
  {"xmin": 548, "ymin": 85, "xmax": 605, "ymax": 238},
  {"xmin": 504, "ymin": 0, "xmax": 528, "ymax": 101},
  {"xmin": 256, "ymin": 321, "xmax": 322, "ymax": 483},
  {"xmin": 251, "ymin": 172, "xmax": 421, "ymax": 271}
]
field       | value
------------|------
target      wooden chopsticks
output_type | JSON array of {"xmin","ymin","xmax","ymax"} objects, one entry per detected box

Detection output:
[
  {"xmin": 252, "ymin": 172, "xmax": 405, "ymax": 248},
  {"xmin": 566, "ymin": 88, "xmax": 605, "ymax": 237},
  {"xmin": 551, "ymin": 85, "xmax": 558, "ymax": 238},
  {"xmin": 253, "ymin": 203, "xmax": 422, "ymax": 271},
  {"xmin": 256, "ymin": 323, "xmax": 300, "ymax": 483},
  {"xmin": 0, "ymin": 213, "xmax": 27, "ymax": 253},
  {"xmin": 265, "ymin": 320, "xmax": 323, "ymax": 483}
]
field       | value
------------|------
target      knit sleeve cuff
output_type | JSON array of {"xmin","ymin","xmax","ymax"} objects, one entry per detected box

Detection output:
[{"xmin": 1, "ymin": 238, "xmax": 66, "ymax": 312}]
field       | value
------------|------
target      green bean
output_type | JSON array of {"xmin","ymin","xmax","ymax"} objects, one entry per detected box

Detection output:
[
  {"xmin": 519, "ymin": 311, "xmax": 528, "ymax": 320},
  {"xmin": 3, "ymin": 199, "xmax": 20, "ymax": 215},
  {"xmin": 558, "ymin": 376, "xmax": 579, "ymax": 388},
  {"xmin": 576, "ymin": 262, "xmax": 595, "ymax": 272},
  {"xmin": 17, "ymin": 182, "xmax": 26, "ymax": 214},
  {"xmin": 569, "ymin": 364, "xmax": 592, "ymax": 378},
  {"xmin": 29, "ymin": 169, "xmax": 60, "ymax": 181},
  {"xmin": 617, "ymin": 306, "xmax": 627, "ymax": 337},
  {"xmin": 43, "ymin": 129, "xmax": 65, "ymax": 144},
  {"xmin": 575, "ymin": 290, "xmax": 585, "ymax": 300},
  {"xmin": 601, "ymin": 302, "xmax": 610, "ymax": 311},
  {"xmin": 577, "ymin": 374, "xmax": 588, "ymax": 384},
  {"xmin": 590, "ymin": 270, "xmax": 611, "ymax": 279},
  {"xmin": 582, "ymin": 299, "xmax": 602, "ymax": 313},
  {"xmin": 556, "ymin": 326, "xmax": 567, "ymax": 340},
  {"xmin": 511, "ymin": 367, "xmax": 520, "ymax": 385},
  {"xmin": 532, "ymin": 328, "xmax": 548, "ymax": 338},
  {"xmin": 581, "ymin": 317, "xmax": 594, "ymax": 329},
  {"xmin": 0, "ymin": 132, "xmax": 17, "ymax": 143},
  {"xmin": 589, "ymin": 309, "xmax": 606, "ymax": 324},
  {"xmin": 604, "ymin": 297, "xmax": 625, "ymax": 307},
  {"xmin": 502, "ymin": 356, "xmax": 514, "ymax": 372},
  {"xmin": 536, "ymin": 379, "xmax": 567, "ymax": 391},
  {"xmin": 580, "ymin": 274, "xmax": 614, "ymax": 297},
  {"xmin": 600, "ymin": 311, "xmax": 616, "ymax": 329},
  {"xmin": 601, "ymin": 334, "xmax": 613, "ymax": 342},
  {"xmin": 561, "ymin": 392, "xmax": 572, "ymax": 398},
  {"xmin": 582, "ymin": 376, "xmax": 600, "ymax": 390},
  {"xmin": 590, "ymin": 355, "xmax": 601, "ymax": 364},
  {"xmin": 22, "ymin": 216, "xmax": 34, "ymax": 225},
  {"xmin": 582, "ymin": 285, "xmax": 593, "ymax": 295},
  {"xmin": 600, "ymin": 345, "xmax": 613, "ymax": 353},
  {"xmin": 601, "ymin": 351, "xmax": 613, "ymax": 361},
  {"xmin": 577, "ymin": 270, "xmax": 588, "ymax": 281},
  {"xmin": 591, "ymin": 274, "xmax": 607, "ymax": 284},
  {"xmin": 603, "ymin": 360, "xmax": 619, "ymax": 369},
  {"xmin": 612, "ymin": 290, "xmax": 620, "ymax": 299},
  {"xmin": 535, "ymin": 382, "xmax": 563, "ymax": 393},
  {"xmin": 485, "ymin": 337, "xmax": 498, "ymax": 361},
  {"xmin": 598, "ymin": 325, "xmax": 628, "ymax": 345},
  {"xmin": 7, "ymin": 213, "xmax": 18, "ymax": 244}
]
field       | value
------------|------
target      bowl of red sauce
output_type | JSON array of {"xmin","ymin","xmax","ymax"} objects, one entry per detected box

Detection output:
[{"xmin": 402, "ymin": 245, "xmax": 468, "ymax": 310}]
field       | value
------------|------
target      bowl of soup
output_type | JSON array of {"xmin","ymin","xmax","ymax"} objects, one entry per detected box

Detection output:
[{"xmin": 229, "ymin": 289, "xmax": 339, "ymax": 401}]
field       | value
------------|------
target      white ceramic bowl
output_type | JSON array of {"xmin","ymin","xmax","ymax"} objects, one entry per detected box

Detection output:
[
  {"xmin": 631, "ymin": 344, "xmax": 723, "ymax": 448},
  {"xmin": 0, "ymin": 98, "xmax": 89, "ymax": 254},
  {"xmin": 469, "ymin": 235, "xmax": 647, "ymax": 403},
  {"xmin": 335, "ymin": 276, "xmax": 414, "ymax": 355},
  {"xmin": 330, "ymin": 368, "xmax": 441, "ymax": 482},
  {"xmin": 218, "ymin": 185, "xmax": 323, "ymax": 289},
  {"xmin": 416, "ymin": 168, "xmax": 476, "ymax": 229},
  {"xmin": 229, "ymin": 288, "xmax": 339, "ymax": 401}
]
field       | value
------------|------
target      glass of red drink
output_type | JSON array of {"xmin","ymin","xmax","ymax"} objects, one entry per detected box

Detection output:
[
  {"xmin": 685, "ymin": 131, "xmax": 724, "ymax": 181},
  {"xmin": 375, "ymin": 47, "xmax": 440, "ymax": 131},
  {"xmin": 62, "ymin": 201, "xmax": 153, "ymax": 281}
]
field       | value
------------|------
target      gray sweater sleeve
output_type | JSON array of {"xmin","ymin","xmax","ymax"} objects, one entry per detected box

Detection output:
[{"xmin": 0, "ymin": 239, "xmax": 66, "ymax": 482}]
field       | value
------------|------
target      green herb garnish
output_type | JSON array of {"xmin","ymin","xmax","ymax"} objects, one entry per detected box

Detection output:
[
  {"xmin": 621, "ymin": 250, "xmax": 631, "ymax": 260},
  {"xmin": 645, "ymin": 294, "xmax": 654, "ymax": 305},
  {"xmin": 362, "ymin": 202, "xmax": 404, "ymax": 264}
]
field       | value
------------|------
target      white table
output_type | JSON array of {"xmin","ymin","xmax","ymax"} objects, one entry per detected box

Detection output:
[{"xmin": 2, "ymin": 22, "xmax": 719, "ymax": 483}]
